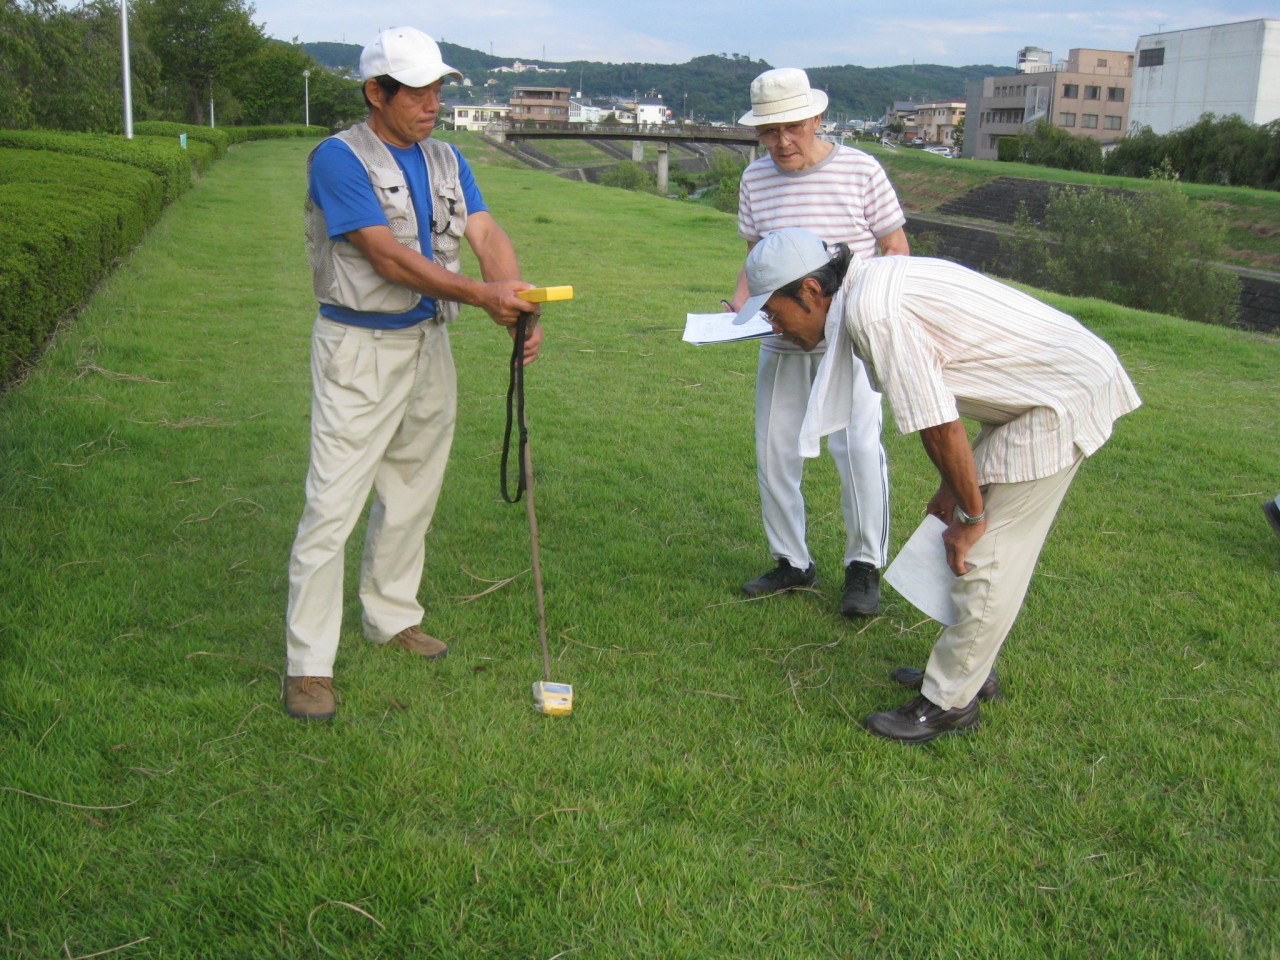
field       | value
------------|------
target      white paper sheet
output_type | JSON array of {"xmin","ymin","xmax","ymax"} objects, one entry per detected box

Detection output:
[
  {"xmin": 682, "ymin": 311, "xmax": 774, "ymax": 345},
  {"xmin": 883, "ymin": 515, "xmax": 959, "ymax": 626}
]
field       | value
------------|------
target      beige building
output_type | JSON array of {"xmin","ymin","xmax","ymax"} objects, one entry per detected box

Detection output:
[
  {"xmin": 509, "ymin": 85, "xmax": 571, "ymax": 124},
  {"xmin": 967, "ymin": 48, "xmax": 1133, "ymax": 160},
  {"xmin": 915, "ymin": 100, "xmax": 966, "ymax": 147}
]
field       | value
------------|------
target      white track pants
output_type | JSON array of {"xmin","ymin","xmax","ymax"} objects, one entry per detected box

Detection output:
[
  {"xmin": 286, "ymin": 317, "xmax": 456, "ymax": 678},
  {"xmin": 921, "ymin": 455, "xmax": 1084, "ymax": 709},
  {"xmin": 755, "ymin": 347, "xmax": 889, "ymax": 570}
]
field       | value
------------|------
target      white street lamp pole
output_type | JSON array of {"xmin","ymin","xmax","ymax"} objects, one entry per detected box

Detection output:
[
  {"xmin": 120, "ymin": 0, "xmax": 133, "ymax": 138},
  {"xmin": 303, "ymin": 69, "xmax": 310, "ymax": 127}
]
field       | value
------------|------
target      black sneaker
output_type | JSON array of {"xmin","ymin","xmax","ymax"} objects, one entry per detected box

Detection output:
[
  {"xmin": 840, "ymin": 561, "xmax": 881, "ymax": 617},
  {"xmin": 742, "ymin": 560, "xmax": 817, "ymax": 598},
  {"xmin": 1264, "ymin": 499, "xmax": 1280, "ymax": 539}
]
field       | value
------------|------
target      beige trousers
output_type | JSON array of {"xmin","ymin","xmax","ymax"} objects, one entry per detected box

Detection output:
[
  {"xmin": 286, "ymin": 317, "xmax": 456, "ymax": 678},
  {"xmin": 921, "ymin": 455, "xmax": 1084, "ymax": 710}
]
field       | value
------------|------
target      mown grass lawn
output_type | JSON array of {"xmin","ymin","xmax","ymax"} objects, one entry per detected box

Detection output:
[{"xmin": 0, "ymin": 139, "xmax": 1277, "ymax": 959}]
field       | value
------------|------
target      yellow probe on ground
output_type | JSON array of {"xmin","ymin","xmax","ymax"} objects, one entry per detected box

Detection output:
[{"xmin": 512, "ymin": 285, "xmax": 575, "ymax": 716}]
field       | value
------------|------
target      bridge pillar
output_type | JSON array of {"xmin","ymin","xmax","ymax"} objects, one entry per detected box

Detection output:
[
  {"xmin": 632, "ymin": 141, "xmax": 644, "ymax": 162},
  {"xmin": 656, "ymin": 141, "xmax": 670, "ymax": 195}
]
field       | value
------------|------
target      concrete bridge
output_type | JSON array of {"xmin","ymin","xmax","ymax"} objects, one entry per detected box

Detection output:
[{"xmin": 483, "ymin": 122, "xmax": 761, "ymax": 194}]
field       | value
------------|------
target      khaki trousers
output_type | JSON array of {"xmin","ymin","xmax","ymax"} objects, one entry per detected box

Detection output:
[
  {"xmin": 286, "ymin": 317, "xmax": 456, "ymax": 678},
  {"xmin": 921, "ymin": 455, "xmax": 1084, "ymax": 710}
]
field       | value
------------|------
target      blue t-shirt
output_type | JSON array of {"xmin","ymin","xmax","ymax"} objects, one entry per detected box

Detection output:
[{"xmin": 309, "ymin": 138, "xmax": 488, "ymax": 328}]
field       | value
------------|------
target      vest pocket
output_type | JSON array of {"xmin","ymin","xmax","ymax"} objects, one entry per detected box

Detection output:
[{"xmin": 330, "ymin": 242, "xmax": 421, "ymax": 314}]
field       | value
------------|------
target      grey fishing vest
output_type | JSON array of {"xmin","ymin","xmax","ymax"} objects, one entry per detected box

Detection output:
[{"xmin": 304, "ymin": 121, "xmax": 468, "ymax": 322}]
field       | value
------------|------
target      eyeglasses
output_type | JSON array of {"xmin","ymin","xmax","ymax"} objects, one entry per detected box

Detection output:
[{"xmin": 757, "ymin": 121, "xmax": 811, "ymax": 146}]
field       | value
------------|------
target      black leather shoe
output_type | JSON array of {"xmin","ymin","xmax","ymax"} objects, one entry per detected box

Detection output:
[
  {"xmin": 840, "ymin": 561, "xmax": 880, "ymax": 617},
  {"xmin": 864, "ymin": 694, "xmax": 980, "ymax": 744},
  {"xmin": 742, "ymin": 560, "xmax": 817, "ymax": 598},
  {"xmin": 890, "ymin": 665, "xmax": 1002, "ymax": 702}
]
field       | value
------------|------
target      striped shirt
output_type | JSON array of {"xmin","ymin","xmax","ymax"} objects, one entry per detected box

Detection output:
[
  {"xmin": 802, "ymin": 256, "xmax": 1142, "ymax": 484},
  {"xmin": 739, "ymin": 144, "xmax": 906, "ymax": 354}
]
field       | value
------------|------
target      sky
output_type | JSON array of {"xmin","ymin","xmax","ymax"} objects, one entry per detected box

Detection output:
[{"xmin": 247, "ymin": 0, "xmax": 1275, "ymax": 71}]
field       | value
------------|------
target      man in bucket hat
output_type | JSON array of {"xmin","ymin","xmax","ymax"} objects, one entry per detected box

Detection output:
[
  {"xmin": 726, "ymin": 67, "xmax": 909, "ymax": 619},
  {"xmin": 284, "ymin": 26, "xmax": 544, "ymax": 721},
  {"xmin": 737, "ymin": 228, "xmax": 1141, "ymax": 743}
]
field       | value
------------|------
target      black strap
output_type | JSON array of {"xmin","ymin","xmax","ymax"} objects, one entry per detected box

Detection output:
[{"xmin": 500, "ymin": 313, "xmax": 533, "ymax": 503}]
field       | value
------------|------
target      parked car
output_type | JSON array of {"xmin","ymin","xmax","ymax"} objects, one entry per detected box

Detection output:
[{"xmin": 923, "ymin": 146, "xmax": 954, "ymax": 158}]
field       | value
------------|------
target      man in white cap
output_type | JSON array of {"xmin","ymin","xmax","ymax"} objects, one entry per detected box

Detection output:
[
  {"xmin": 728, "ymin": 67, "xmax": 908, "ymax": 618},
  {"xmin": 737, "ymin": 228, "xmax": 1141, "ymax": 743},
  {"xmin": 285, "ymin": 26, "xmax": 544, "ymax": 721}
]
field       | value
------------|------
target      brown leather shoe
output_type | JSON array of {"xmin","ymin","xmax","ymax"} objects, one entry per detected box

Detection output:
[
  {"xmin": 284, "ymin": 676, "xmax": 337, "ymax": 721},
  {"xmin": 392, "ymin": 626, "xmax": 448, "ymax": 660}
]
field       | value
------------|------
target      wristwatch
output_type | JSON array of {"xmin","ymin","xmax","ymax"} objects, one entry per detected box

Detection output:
[{"xmin": 956, "ymin": 504, "xmax": 986, "ymax": 526}]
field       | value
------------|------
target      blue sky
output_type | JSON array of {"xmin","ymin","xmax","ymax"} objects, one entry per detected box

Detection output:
[{"xmin": 248, "ymin": 0, "xmax": 1274, "ymax": 70}]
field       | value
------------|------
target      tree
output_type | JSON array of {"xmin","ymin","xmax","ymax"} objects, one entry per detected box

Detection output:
[
  {"xmin": 1106, "ymin": 113, "xmax": 1280, "ymax": 190},
  {"xmin": 1013, "ymin": 118, "xmax": 1102, "ymax": 173},
  {"xmin": 229, "ymin": 40, "xmax": 360, "ymax": 128},
  {"xmin": 0, "ymin": 0, "xmax": 143, "ymax": 132},
  {"xmin": 951, "ymin": 115, "xmax": 964, "ymax": 155},
  {"xmin": 135, "ymin": 0, "xmax": 263, "ymax": 124}
]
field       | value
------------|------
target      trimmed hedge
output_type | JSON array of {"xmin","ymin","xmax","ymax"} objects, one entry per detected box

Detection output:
[
  {"xmin": 133, "ymin": 121, "xmax": 327, "ymax": 151},
  {"xmin": 0, "ymin": 123, "xmax": 327, "ymax": 393},
  {"xmin": 0, "ymin": 130, "xmax": 198, "ymax": 203},
  {"xmin": 0, "ymin": 149, "xmax": 166, "ymax": 387},
  {"xmin": 133, "ymin": 121, "xmax": 233, "ymax": 159}
]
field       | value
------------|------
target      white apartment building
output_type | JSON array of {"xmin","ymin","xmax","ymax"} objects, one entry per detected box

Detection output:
[{"xmin": 1129, "ymin": 19, "xmax": 1280, "ymax": 133}]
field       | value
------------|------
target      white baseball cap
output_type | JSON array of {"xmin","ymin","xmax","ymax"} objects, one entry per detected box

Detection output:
[
  {"xmin": 734, "ymin": 228, "xmax": 832, "ymax": 326},
  {"xmin": 360, "ymin": 27, "xmax": 462, "ymax": 87},
  {"xmin": 738, "ymin": 68, "xmax": 829, "ymax": 126}
]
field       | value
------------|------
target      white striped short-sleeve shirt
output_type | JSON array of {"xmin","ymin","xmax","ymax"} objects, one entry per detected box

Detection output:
[
  {"xmin": 739, "ymin": 145, "xmax": 906, "ymax": 354},
  {"xmin": 838, "ymin": 256, "xmax": 1142, "ymax": 484}
]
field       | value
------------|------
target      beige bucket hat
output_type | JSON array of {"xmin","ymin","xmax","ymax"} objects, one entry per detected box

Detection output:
[{"xmin": 738, "ymin": 67, "xmax": 829, "ymax": 126}]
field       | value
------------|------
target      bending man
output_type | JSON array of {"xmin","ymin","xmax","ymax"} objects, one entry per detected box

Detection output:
[{"xmin": 736, "ymin": 229, "xmax": 1141, "ymax": 744}]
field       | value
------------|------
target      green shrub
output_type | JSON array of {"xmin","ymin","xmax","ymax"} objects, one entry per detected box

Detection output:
[
  {"xmin": 997, "ymin": 165, "xmax": 1241, "ymax": 326},
  {"xmin": 0, "ymin": 130, "xmax": 194, "ymax": 202},
  {"xmin": 0, "ymin": 149, "xmax": 165, "ymax": 387},
  {"xmin": 597, "ymin": 161, "xmax": 659, "ymax": 194}
]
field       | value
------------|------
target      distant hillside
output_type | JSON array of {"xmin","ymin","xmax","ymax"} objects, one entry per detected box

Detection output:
[{"xmin": 300, "ymin": 41, "xmax": 999, "ymax": 121}]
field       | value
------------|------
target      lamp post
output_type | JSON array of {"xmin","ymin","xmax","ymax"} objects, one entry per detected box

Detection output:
[
  {"xmin": 120, "ymin": 0, "xmax": 133, "ymax": 138},
  {"xmin": 303, "ymin": 69, "xmax": 310, "ymax": 128}
]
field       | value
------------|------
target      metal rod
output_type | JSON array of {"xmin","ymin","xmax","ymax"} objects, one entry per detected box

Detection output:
[{"xmin": 522, "ymin": 439, "xmax": 551, "ymax": 682}]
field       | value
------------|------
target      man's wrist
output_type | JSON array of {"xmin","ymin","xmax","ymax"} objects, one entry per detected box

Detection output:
[{"xmin": 956, "ymin": 504, "xmax": 986, "ymax": 526}]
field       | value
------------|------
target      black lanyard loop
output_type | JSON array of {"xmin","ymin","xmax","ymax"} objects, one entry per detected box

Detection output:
[{"xmin": 500, "ymin": 312, "xmax": 534, "ymax": 503}]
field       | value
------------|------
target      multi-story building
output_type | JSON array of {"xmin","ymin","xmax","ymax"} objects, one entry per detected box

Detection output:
[
  {"xmin": 509, "ymin": 86, "xmax": 571, "ymax": 124},
  {"xmin": 1129, "ymin": 19, "xmax": 1280, "ymax": 133},
  {"xmin": 964, "ymin": 47, "xmax": 1133, "ymax": 160},
  {"xmin": 450, "ymin": 103, "xmax": 511, "ymax": 132},
  {"xmin": 915, "ymin": 100, "xmax": 966, "ymax": 148}
]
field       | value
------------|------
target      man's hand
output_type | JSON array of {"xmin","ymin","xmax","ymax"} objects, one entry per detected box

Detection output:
[
  {"xmin": 941, "ymin": 515, "xmax": 985, "ymax": 576},
  {"xmin": 510, "ymin": 317, "xmax": 544, "ymax": 366},
  {"xmin": 477, "ymin": 279, "xmax": 537, "ymax": 327}
]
